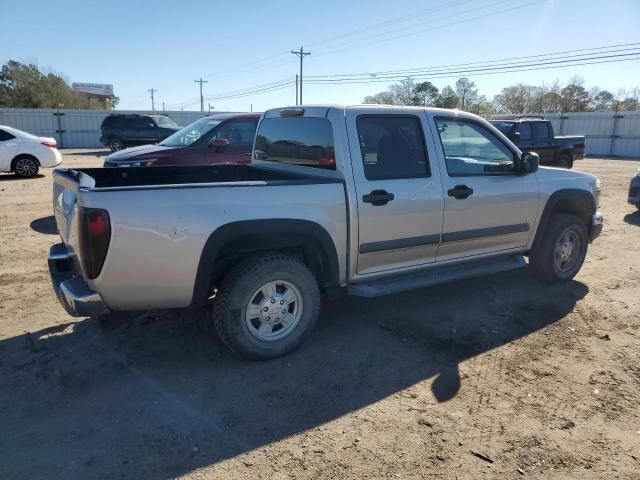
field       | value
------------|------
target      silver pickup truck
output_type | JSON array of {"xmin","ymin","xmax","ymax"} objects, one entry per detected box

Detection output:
[{"xmin": 49, "ymin": 105, "xmax": 603, "ymax": 359}]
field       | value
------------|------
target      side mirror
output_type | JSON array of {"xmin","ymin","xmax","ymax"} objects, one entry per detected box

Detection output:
[
  {"xmin": 520, "ymin": 151, "xmax": 539, "ymax": 174},
  {"xmin": 210, "ymin": 137, "xmax": 230, "ymax": 152}
]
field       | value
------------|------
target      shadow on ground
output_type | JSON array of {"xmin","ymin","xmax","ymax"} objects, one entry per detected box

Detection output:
[
  {"xmin": 64, "ymin": 150, "xmax": 110, "ymax": 157},
  {"xmin": 0, "ymin": 173, "xmax": 45, "ymax": 181},
  {"xmin": 30, "ymin": 215, "xmax": 58, "ymax": 235},
  {"xmin": 624, "ymin": 211, "xmax": 640, "ymax": 226},
  {"xmin": 0, "ymin": 269, "xmax": 588, "ymax": 479}
]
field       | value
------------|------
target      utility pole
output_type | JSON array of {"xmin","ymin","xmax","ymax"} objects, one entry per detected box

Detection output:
[
  {"xmin": 194, "ymin": 78, "xmax": 208, "ymax": 112},
  {"xmin": 148, "ymin": 88, "xmax": 157, "ymax": 112},
  {"xmin": 162, "ymin": 101, "xmax": 165, "ymax": 113},
  {"xmin": 295, "ymin": 74, "xmax": 299, "ymax": 105},
  {"xmin": 208, "ymin": 103, "xmax": 213, "ymax": 114},
  {"xmin": 290, "ymin": 46, "xmax": 310, "ymax": 104}
]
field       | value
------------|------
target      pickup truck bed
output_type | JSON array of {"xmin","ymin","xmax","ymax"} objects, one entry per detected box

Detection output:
[
  {"xmin": 51, "ymin": 165, "xmax": 348, "ymax": 314},
  {"xmin": 54, "ymin": 164, "xmax": 338, "ymax": 189}
]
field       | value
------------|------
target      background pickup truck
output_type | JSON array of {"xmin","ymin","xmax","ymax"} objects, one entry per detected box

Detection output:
[
  {"xmin": 49, "ymin": 106, "xmax": 603, "ymax": 359},
  {"xmin": 489, "ymin": 116, "xmax": 585, "ymax": 169}
]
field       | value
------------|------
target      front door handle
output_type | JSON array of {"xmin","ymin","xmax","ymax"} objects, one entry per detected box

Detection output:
[
  {"xmin": 448, "ymin": 185, "xmax": 474, "ymax": 200},
  {"xmin": 363, "ymin": 189, "xmax": 395, "ymax": 206}
]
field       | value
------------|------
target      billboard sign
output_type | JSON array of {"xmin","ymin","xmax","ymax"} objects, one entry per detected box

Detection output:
[{"xmin": 72, "ymin": 83, "xmax": 114, "ymax": 98}]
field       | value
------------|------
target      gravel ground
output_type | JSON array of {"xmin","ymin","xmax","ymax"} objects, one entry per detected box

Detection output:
[{"xmin": 0, "ymin": 150, "xmax": 639, "ymax": 480}]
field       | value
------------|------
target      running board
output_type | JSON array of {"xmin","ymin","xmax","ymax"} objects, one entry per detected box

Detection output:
[{"xmin": 348, "ymin": 255, "xmax": 526, "ymax": 298}]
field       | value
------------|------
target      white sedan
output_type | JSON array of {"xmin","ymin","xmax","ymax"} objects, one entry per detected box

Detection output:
[{"xmin": 0, "ymin": 125, "xmax": 62, "ymax": 178}]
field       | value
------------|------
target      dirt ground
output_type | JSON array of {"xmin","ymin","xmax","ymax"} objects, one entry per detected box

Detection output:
[{"xmin": 0, "ymin": 150, "xmax": 639, "ymax": 480}]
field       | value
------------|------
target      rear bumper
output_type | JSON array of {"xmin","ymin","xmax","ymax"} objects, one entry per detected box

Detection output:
[
  {"xmin": 48, "ymin": 243, "xmax": 109, "ymax": 317},
  {"xmin": 591, "ymin": 211, "xmax": 603, "ymax": 241}
]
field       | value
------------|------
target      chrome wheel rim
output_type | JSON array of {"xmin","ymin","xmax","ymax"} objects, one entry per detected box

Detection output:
[
  {"xmin": 553, "ymin": 227, "xmax": 581, "ymax": 272},
  {"xmin": 244, "ymin": 280, "xmax": 303, "ymax": 342},
  {"xmin": 15, "ymin": 158, "xmax": 37, "ymax": 176}
]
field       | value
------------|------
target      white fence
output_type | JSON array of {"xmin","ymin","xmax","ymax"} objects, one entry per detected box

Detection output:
[
  {"xmin": 1, "ymin": 108, "xmax": 640, "ymax": 157},
  {"xmin": 0, "ymin": 108, "xmax": 234, "ymax": 149},
  {"xmin": 526, "ymin": 111, "xmax": 640, "ymax": 158}
]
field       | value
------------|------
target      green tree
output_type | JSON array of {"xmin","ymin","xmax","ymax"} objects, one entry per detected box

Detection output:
[
  {"xmin": 454, "ymin": 77, "xmax": 478, "ymax": 110},
  {"xmin": 494, "ymin": 84, "xmax": 534, "ymax": 113},
  {"xmin": 0, "ymin": 60, "xmax": 115, "ymax": 110},
  {"xmin": 434, "ymin": 85, "xmax": 460, "ymax": 109},
  {"xmin": 413, "ymin": 81, "xmax": 439, "ymax": 106},
  {"xmin": 590, "ymin": 89, "xmax": 616, "ymax": 111},
  {"xmin": 560, "ymin": 77, "xmax": 590, "ymax": 112}
]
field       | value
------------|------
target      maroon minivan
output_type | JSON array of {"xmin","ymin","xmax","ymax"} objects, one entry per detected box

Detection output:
[{"xmin": 103, "ymin": 113, "xmax": 261, "ymax": 167}]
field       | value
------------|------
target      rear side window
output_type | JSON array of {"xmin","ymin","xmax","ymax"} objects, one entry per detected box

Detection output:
[
  {"xmin": 0, "ymin": 129, "xmax": 16, "ymax": 141},
  {"xmin": 254, "ymin": 117, "xmax": 335, "ymax": 169},
  {"xmin": 516, "ymin": 122, "xmax": 532, "ymax": 140},
  {"xmin": 102, "ymin": 116, "xmax": 121, "ymax": 129},
  {"xmin": 129, "ymin": 117, "xmax": 155, "ymax": 128},
  {"xmin": 356, "ymin": 115, "xmax": 429, "ymax": 180},
  {"xmin": 532, "ymin": 122, "xmax": 550, "ymax": 139}
]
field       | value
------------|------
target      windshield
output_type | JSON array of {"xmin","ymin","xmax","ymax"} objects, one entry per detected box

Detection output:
[
  {"xmin": 491, "ymin": 121, "xmax": 515, "ymax": 136},
  {"xmin": 153, "ymin": 116, "xmax": 179, "ymax": 128},
  {"xmin": 160, "ymin": 118, "xmax": 222, "ymax": 146}
]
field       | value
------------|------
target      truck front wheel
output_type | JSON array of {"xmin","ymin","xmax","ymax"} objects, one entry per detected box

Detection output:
[
  {"xmin": 212, "ymin": 252, "xmax": 321, "ymax": 360},
  {"xmin": 529, "ymin": 214, "xmax": 588, "ymax": 283}
]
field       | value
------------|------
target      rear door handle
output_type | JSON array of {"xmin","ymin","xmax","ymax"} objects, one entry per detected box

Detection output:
[
  {"xmin": 363, "ymin": 189, "xmax": 395, "ymax": 206},
  {"xmin": 447, "ymin": 185, "xmax": 474, "ymax": 200}
]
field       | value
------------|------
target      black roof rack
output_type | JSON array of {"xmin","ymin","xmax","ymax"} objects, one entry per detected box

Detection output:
[{"xmin": 489, "ymin": 114, "xmax": 545, "ymax": 121}]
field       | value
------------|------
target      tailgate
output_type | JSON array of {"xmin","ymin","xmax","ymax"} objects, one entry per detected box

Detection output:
[{"xmin": 52, "ymin": 168, "xmax": 95, "ymax": 244}]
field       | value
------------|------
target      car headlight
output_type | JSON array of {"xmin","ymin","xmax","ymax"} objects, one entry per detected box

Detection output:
[{"xmin": 115, "ymin": 159, "xmax": 157, "ymax": 168}]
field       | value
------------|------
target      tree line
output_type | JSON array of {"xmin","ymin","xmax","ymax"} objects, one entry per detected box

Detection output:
[
  {"xmin": 0, "ymin": 60, "xmax": 118, "ymax": 110},
  {"xmin": 363, "ymin": 76, "xmax": 640, "ymax": 114}
]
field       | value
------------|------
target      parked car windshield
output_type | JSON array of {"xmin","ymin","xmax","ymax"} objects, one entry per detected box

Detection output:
[
  {"xmin": 153, "ymin": 116, "xmax": 179, "ymax": 128},
  {"xmin": 160, "ymin": 118, "xmax": 222, "ymax": 146}
]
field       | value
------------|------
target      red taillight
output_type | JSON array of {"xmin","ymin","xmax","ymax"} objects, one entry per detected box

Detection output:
[
  {"xmin": 41, "ymin": 141, "xmax": 57, "ymax": 148},
  {"xmin": 319, "ymin": 155, "xmax": 336, "ymax": 167},
  {"xmin": 78, "ymin": 208, "xmax": 111, "ymax": 279},
  {"xmin": 88, "ymin": 211, "xmax": 107, "ymax": 236}
]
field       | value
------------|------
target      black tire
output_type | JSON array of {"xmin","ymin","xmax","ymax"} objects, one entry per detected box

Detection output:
[
  {"xmin": 212, "ymin": 252, "xmax": 321, "ymax": 360},
  {"xmin": 555, "ymin": 152, "xmax": 573, "ymax": 169},
  {"xmin": 109, "ymin": 137, "xmax": 125, "ymax": 152},
  {"xmin": 12, "ymin": 155, "xmax": 40, "ymax": 178},
  {"xmin": 529, "ymin": 213, "xmax": 589, "ymax": 284}
]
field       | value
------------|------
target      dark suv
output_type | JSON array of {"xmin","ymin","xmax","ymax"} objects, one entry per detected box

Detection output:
[{"xmin": 100, "ymin": 114, "xmax": 182, "ymax": 152}]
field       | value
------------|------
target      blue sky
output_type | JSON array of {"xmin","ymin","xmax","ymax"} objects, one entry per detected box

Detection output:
[{"xmin": 2, "ymin": 0, "xmax": 639, "ymax": 111}]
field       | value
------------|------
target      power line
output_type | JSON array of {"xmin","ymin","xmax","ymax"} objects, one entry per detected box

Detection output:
[
  {"xmin": 194, "ymin": 78, "xmax": 208, "ymax": 112},
  {"xmin": 308, "ymin": 47, "xmax": 640, "ymax": 83},
  {"xmin": 193, "ymin": 0, "xmax": 474, "ymax": 83},
  {"xmin": 306, "ymin": 54, "xmax": 640, "ymax": 85},
  {"xmin": 308, "ymin": 42, "xmax": 640, "ymax": 79},
  {"xmin": 204, "ymin": 80, "xmax": 296, "ymax": 102},
  {"xmin": 313, "ymin": 0, "xmax": 545, "ymax": 59},
  {"xmin": 291, "ymin": 47, "xmax": 311, "ymax": 104}
]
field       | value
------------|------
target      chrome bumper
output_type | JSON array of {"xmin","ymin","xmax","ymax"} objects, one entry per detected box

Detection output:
[
  {"xmin": 591, "ymin": 211, "xmax": 603, "ymax": 241},
  {"xmin": 48, "ymin": 243, "xmax": 110, "ymax": 317}
]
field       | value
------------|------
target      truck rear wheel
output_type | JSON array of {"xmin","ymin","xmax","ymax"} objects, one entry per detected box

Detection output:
[
  {"xmin": 212, "ymin": 252, "xmax": 321, "ymax": 360},
  {"xmin": 529, "ymin": 213, "xmax": 588, "ymax": 283}
]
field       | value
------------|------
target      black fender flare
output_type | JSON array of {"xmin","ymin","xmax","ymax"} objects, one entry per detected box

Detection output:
[
  {"xmin": 191, "ymin": 219, "xmax": 340, "ymax": 307},
  {"xmin": 531, "ymin": 189, "xmax": 595, "ymax": 251}
]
